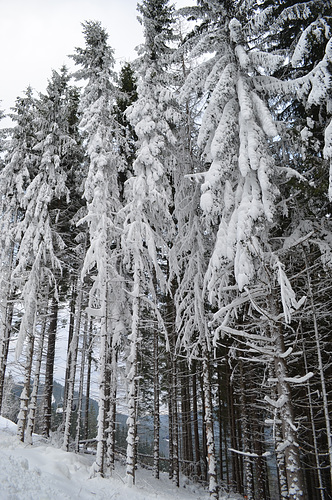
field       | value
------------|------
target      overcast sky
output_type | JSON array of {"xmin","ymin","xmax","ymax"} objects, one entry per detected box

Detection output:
[{"xmin": 0, "ymin": 0, "xmax": 193, "ymax": 121}]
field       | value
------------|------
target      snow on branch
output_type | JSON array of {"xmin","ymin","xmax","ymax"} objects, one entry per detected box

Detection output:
[
  {"xmin": 323, "ymin": 118, "xmax": 332, "ymax": 201},
  {"xmin": 229, "ymin": 448, "xmax": 271, "ymax": 458},
  {"xmin": 276, "ymin": 260, "xmax": 306, "ymax": 323},
  {"xmin": 197, "ymin": 63, "xmax": 237, "ymax": 150},
  {"xmin": 272, "ymin": 1, "xmax": 317, "ymax": 27},
  {"xmin": 251, "ymin": 92, "xmax": 278, "ymax": 138},
  {"xmin": 249, "ymin": 50, "xmax": 285, "ymax": 75},
  {"xmin": 284, "ymin": 372, "xmax": 314, "ymax": 384},
  {"xmin": 264, "ymin": 394, "xmax": 288, "ymax": 409},
  {"xmin": 291, "ymin": 18, "xmax": 331, "ymax": 68}
]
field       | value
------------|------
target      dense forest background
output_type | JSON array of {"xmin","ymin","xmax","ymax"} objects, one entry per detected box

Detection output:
[{"xmin": 0, "ymin": 1, "xmax": 332, "ymax": 499}]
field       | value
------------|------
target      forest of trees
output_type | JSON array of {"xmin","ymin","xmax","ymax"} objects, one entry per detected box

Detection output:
[{"xmin": 0, "ymin": 0, "xmax": 332, "ymax": 499}]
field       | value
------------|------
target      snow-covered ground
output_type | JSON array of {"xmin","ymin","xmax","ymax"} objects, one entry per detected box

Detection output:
[{"xmin": 0, "ymin": 416, "xmax": 241, "ymax": 500}]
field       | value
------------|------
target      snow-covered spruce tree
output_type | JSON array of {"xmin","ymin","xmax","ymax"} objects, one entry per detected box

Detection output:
[
  {"xmin": 180, "ymin": 2, "xmax": 314, "ymax": 498},
  {"xmin": 68, "ymin": 21, "xmax": 127, "ymax": 475},
  {"xmin": 0, "ymin": 88, "xmax": 37, "ymax": 414},
  {"xmin": 13, "ymin": 67, "xmax": 80, "ymax": 442},
  {"xmin": 121, "ymin": 0, "xmax": 178, "ymax": 486},
  {"xmin": 253, "ymin": 2, "xmax": 332, "ymax": 495},
  {"xmin": 169, "ymin": 19, "xmax": 221, "ymax": 492}
]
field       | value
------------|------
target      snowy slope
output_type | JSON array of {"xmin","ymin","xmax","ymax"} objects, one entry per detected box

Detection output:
[{"xmin": 0, "ymin": 417, "xmax": 241, "ymax": 500}]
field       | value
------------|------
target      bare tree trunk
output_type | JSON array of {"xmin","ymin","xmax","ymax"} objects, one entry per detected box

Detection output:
[
  {"xmin": 0, "ymin": 298, "xmax": 14, "ymax": 413},
  {"xmin": 275, "ymin": 417, "xmax": 289, "ymax": 499},
  {"xmin": 227, "ymin": 358, "xmax": 242, "ymax": 493},
  {"xmin": 192, "ymin": 361, "xmax": 202, "ymax": 481},
  {"xmin": 94, "ymin": 313, "xmax": 108, "ymax": 475},
  {"xmin": 181, "ymin": 361, "xmax": 194, "ymax": 478},
  {"xmin": 106, "ymin": 344, "xmax": 117, "ymax": 471},
  {"xmin": 239, "ymin": 359, "xmax": 254, "ymax": 500},
  {"xmin": 42, "ymin": 294, "xmax": 59, "ymax": 437},
  {"xmin": 165, "ymin": 281, "xmax": 179, "ymax": 487},
  {"xmin": 268, "ymin": 296, "xmax": 307, "ymax": 500},
  {"xmin": 26, "ymin": 309, "xmax": 47, "ymax": 444},
  {"xmin": 83, "ymin": 320, "xmax": 93, "ymax": 441},
  {"xmin": 200, "ymin": 366, "xmax": 208, "ymax": 483},
  {"xmin": 202, "ymin": 347, "xmax": 219, "ymax": 499},
  {"xmin": 171, "ymin": 355, "xmax": 179, "ymax": 488},
  {"xmin": 252, "ymin": 418, "xmax": 269, "ymax": 500},
  {"xmin": 300, "ymin": 322, "xmax": 325, "ymax": 500},
  {"xmin": 217, "ymin": 365, "xmax": 224, "ymax": 483},
  {"xmin": 17, "ymin": 330, "xmax": 35, "ymax": 442},
  {"xmin": 75, "ymin": 313, "xmax": 88, "ymax": 453},
  {"xmin": 153, "ymin": 325, "xmax": 160, "ymax": 479},
  {"xmin": 126, "ymin": 260, "xmax": 140, "ymax": 486},
  {"xmin": 303, "ymin": 250, "xmax": 332, "ymax": 494},
  {"xmin": 62, "ymin": 281, "xmax": 83, "ymax": 452},
  {"xmin": 168, "ymin": 371, "xmax": 174, "ymax": 481},
  {"xmin": 0, "ymin": 236, "xmax": 15, "ymax": 413},
  {"xmin": 63, "ymin": 278, "xmax": 76, "ymax": 422}
]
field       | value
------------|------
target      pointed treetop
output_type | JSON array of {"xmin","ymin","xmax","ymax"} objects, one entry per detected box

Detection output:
[
  {"xmin": 82, "ymin": 20, "xmax": 109, "ymax": 46},
  {"xmin": 70, "ymin": 20, "xmax": 115, "ymax": 80},
  {"xmin": 137, "ymin": 0, "xmax": 176, "ymax": 60}
]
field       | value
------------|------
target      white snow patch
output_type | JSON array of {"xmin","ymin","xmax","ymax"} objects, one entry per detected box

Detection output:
[{"xmin": 0, "ymin": 417, "xmax": 239, "ymax": 500}]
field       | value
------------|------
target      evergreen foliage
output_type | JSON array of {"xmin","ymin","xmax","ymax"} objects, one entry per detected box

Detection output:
[{"xmin": 0, "ymin": 2, "xmax": 331, "ymax": 499}]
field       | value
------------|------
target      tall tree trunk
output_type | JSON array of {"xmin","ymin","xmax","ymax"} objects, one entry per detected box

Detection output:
[
  {"xmin": 171, "ymin": 352, "xmax": 179, "ymax": 488},
  {"xmin": 168, "ymin": 371, "xmax": 174, "ymax": 481},
  {"xmin": 75, "ymin": 313, "xmax": 88, "ymax": 453},
  {"xmin": 42, "ymin": 294, "xmax": 59, "ymax": 438},
  {"xmin": 153, "ymin": 324, "xmax": 160, "ymax": 479},
  {"xmin": 63, "ymin": 278, "xmax": 76, "ymax": 421},
  {"xmin": 26, "ymin": 309, "xmax": 47, "ymax": 444},
  {"xmin": 17, "ymin": 330, "xmax": 35, "ymax": 442},
  {"xmin": 275, "ymin": 413, "xmax": 290, "ymax": 499},
  {"xmin": 181, "ymin": 360, "xmax": 194, "ymax": 478},
  {"xmin": 106, "ymin": 344, "xmax": 117, "ymax": 471},
  {"xmin": 165, "ymin": 276, "xmax": 179, "ymax": 487},
  {"xmin": 83, "ymin": 320, "xmax": 93, "ymax": 441},
  {"xmin": 217, "ymin": 365, "xmax": 224, "ymax": 483},
  {"xmin": 238, "ymin": 359, "xmax": 254, "ymax": 500},
  {"xmin": 0, "ymin": 236, "xmax": 15, "ymax": 413},
  {"xmin": 252, "ymin": 418, "xmax": 269, "ymax": 500},
  {"xmin": 182, "ymin": 361, "xmax": 194, "ymax": 478},
  {"xmin": 202, "ymin": 346, "xmax": 219, "ymax": 499},
  {"xmin": 303, "ymin": 250, "xmax": 332, "ymax": 493},
  {"xmin": 223, "ymin": 396, "xmax": 230, "ymax": 488},
  {"xmin": 91, "ymin": 298, "xmax": 108, "ymax": 472},
  {"xmin": 300, "ymin": 322, "xmax": 325, "ymax": 500},
  {"xmin": 62, "ymin": 281, "xmax": 83, "ymax": 452},
  {"xmin": 200, "ymin": 366, "xmax": 208, "ymax": 484},
  {"xmin": 227, "ymin": 358, "xmax": 242, "ymax": 493},
  {"xmin": 0, "ymin": 297, "xmax": 14, "ymax": 413},
  {"xmin": 192, "ymin": 361, "xmax": 202, "ymax": 481},
  {"xmin": 269, "ymin": 296, "xmax": 307, "ymax": 500},
  {"xmin": 126, "ymin": 260, "xmax": 140, "ymax": 486}
]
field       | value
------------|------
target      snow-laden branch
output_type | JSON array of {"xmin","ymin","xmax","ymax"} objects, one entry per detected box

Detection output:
[
  {"xmin": 229, "ymin": 448, "xmax": 271, "ymax": 458},
  {"xmin": 284, "ymin": 372, "xmax": 314, "ymax": 384}
]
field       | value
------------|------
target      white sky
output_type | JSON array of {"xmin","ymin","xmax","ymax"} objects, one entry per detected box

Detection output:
[{"xmin": 0, "ymin": 0, "xmax": 193, "ymax": 120}]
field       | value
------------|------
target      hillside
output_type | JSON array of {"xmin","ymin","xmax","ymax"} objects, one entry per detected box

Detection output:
[{"xmin": 0, "ymin": 416, "xmax": 242, "ymax": 500}]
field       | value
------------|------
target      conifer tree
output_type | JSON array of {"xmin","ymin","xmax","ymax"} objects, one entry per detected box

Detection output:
[
  {"xmin": 68, "ymin": 20, "xmax": 127, "ymax": 474},
  {"xmin": 12, "ymin": 68, "xmax": 81, "ymax": 442},
  {"xmin": 180, "ymin": 2, "xmax": 312, "ymax": 498},
  {"xmin": 0, "ymin": 89, "xmax": 37, "ymax": 414},
  {"xmin": 256, "ymin": 2, "xmax": 332, "ymax": 494},
  {"xmin": 121, "ymin": 0, "xmax": 178, "ymax": 486}
]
